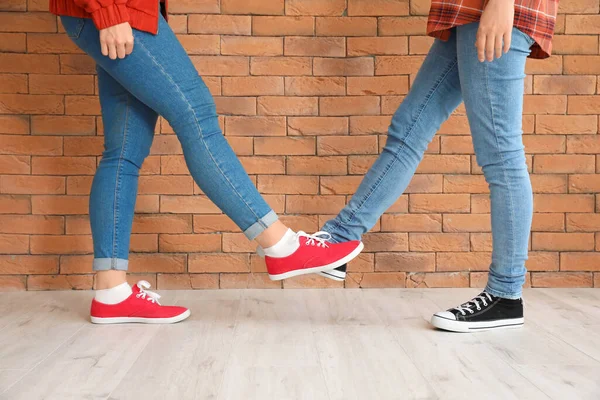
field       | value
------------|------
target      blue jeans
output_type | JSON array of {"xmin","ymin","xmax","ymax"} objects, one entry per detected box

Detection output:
[
  {"xmin": 60, "ymin": 15, "xmax": 277, "ymax": 271},
  {"xmin": 323, "ymin": 23, "xmax": 535, "ymax": 299}
]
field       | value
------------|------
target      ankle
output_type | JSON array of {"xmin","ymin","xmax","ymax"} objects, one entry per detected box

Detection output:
[
  {"xmin": 95, "ymin": 270, "xmax": 127, "ymax": 290},
  {"xmin": 255, "ymin": 220, "xmax": 289, "ymax": 248}
]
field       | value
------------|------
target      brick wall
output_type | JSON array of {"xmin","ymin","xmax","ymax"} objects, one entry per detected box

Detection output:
[{"xmin": 1, "ymin": 0, "xmax": 599, "ymax": 291}]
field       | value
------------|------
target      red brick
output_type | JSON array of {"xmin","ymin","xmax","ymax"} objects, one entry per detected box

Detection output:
[
  {"xmin": 525, "ymin": 56, "xmax": 563, "ymax": 74},
  {"xmin": 133, "ymin": 215, "xmax": 192, "ymax": 234},
  {"xmin": 317, "ymin": 135, "xmax": 378, "ymax": 155},
  {"xmin": 347, "ymin": 37, "xmax": 408, "ymax": 57},
  {"xmin": 31, "ymin": 195, "xmax": 87, "ymax": 215},
  {"xmin": 536, "ymin": 115, "xmax": 597, "ymax": 134},
  {"xmin": 561, "ymin": 252, "xmax": 600, "ymax": 271},
  {"xmin": 534, "ymin": 155, "xmax": 595, "ymax": 173},
  {"xmin": 569, "ymin": 174, "xmax": 600, "ymax": 193},
  {"xmin": 287, "ymin": 77, "xmax": 345, "ymax": 96},
  {"xmin": 437, "ymin": 252, "xmax": 491, "ymax": 271},
  {"xmin": 226, "ymin": 116, "xmax": 287, "ymax": 136},
  {"xmin": 0, "ymin": 74, "xmax": 27, "ymax": 94},
  {"xmin": 30, "ymin": 234, "xmax": 92, "ymax": 254},
  {"xmin": 348, "ymin": 0, "xmax": 409, "ymax": 16},
  {"xmin": 320, "ymin": 97, "xmax": 380, "ymax": 116},
  {"xmin": 27, "ymin": 275, "xmax": 93, "ymax": 290},
  {"xmin": 285, "ymin": 37, "xmax": 345, "ymax": 57},
  {"xmin": 0, "ymin": 195, "xmax": 30, "ymax": 214},
  {"xmin": 222, "ymin": 36, "xmax": 282, "ymax": 56},
  {"xmin": 159, "ymin": 195, "xmax": 220, "ymax": 214},
  {"xmin": 60, "ymin": 54, "xmax": 96, "ymax": 75},
  {"xmin": 379, "ymin": 17, "xmax": 428, "ymax": 35},
  {"xmin": 0, "ymin": 11, "xmax": 56, "ymax": 32},
  {"xmin": 287, "ymin": 156, "xmax": 347, "ymax": 175},
  {"xmin": 167, "ymin": 15, "xmax": 187, "ymax": 33},
  {"xmin": 347, "ymin": 76, "xmax": 408, "ymax": 96},
  {"xmin": 286, "ymin": 195, "xmax": 345, "ymax": 214},
  {"xmin": 0, "ymin": 115, "xmax": 28, "ymax": 135},
  {"xmin": 443, "ymin": 214, "xmax": 491, "ymax": 232},
  {"xmin": 409, "ymin": 194, "xmax": 470, "ymax": 213},
  {"xmin": 409, "ymin": 36, "xmax": 435, "ymax": 54},
  {"xmin": 167, "ymin": 0, "xmax": 219, "ymax": 13},
  {"xmin": 349, "ymin": 116, "xmax": 390, "ymax": 135},
  {"xmin": 159, "ymin": 233, "xmax": 221, "ymax": 253},
  {"xmin": 31, "ymin": 156, "xmax": 94, "ymax": 176},
  {"xmin": 240, "ymin": 156, "xmax": 285, "ymax": 174},
  {"xmin": 532, "ymin": 232, "xmax": 594, "ymax": 251},
  {"xmin": 288, "ymin": 117, "xmax": 348, "ymax": 136},
  {"xmin": 221, "ymin": 0, "xmax": 283, "ymax": 14},
  {"xmin": 221, "ymin": 273, "xmax": 282, "ymax": 289},
  {"xmin": 0, "ymin": 94, "xmax": 63, "ymax": 115},
  {"xmin": 406, "ymin": 272, "xmax": 469, "ymax": 288},
  {"xmin": 565, "ymin": 15, "xmax": 600, "ymax": 34},
  {"xmin": 410, "ymin": 233, "xmax": 470, "ymax": 251},
  {"xmin": 567, "ymin": 96, "xmax": 600, "ymax": 114},
  {"xmin": 0, "ymin": 215, "xmax": 63, "ymax": 234},
  {"xmin": 314, "ymin": 57, "xmax": 374, "ymax": 76},
  {"xmin": 523, "ymin": 95, "xmax": 567, "ymax": 114},
  {"xmin": 566, "ymin": 213, "xmax": 600, "ymax": 232},
  {"xmin": 319, "ymin": 176, "xmax": 359, "ymax": 194},
  {"xmin": 188, "ymin": 15, "xmax": 251, "ymax": 34},
  {"xmin": 0, "ymin": 54, "xmax": 59, "ymax": 74},
  {"xmin": 375, "ymin": 56, "xmax": 424, "ymax": 75},
  {"xmin": 222, "ymin": 77, "xmax": 284, "ymax": 96},
  {"xmin": 0, "ymin": 233, "xmax": 28, "ymax": 254},
  {"xmin": 381, "ymin": 214, "xmax": 442, "ymax": 232},
  {"xmin": 255, "ymin": 137, "xmax": 315, "ymax": 155},
  {"xmin": 0, "ymin": 33, "xmax": 26, "ymax": 52},
  {"xmin": 362, "ymin": 232, "xmax": 408, "ymax": 252},
  {"xmin": 31, "ymin": 116, "xmax": 96, "ymax": 135},
  {"xmin": 65, "ymin": 95, "xmax": 101, "ymax": 115},
  {"xmin": 130, "ymin": 234, "xmax": 158, "ymax": 252},
  {"xmin": 444, "ymin": 175, "xmax": 489, "ymax": 194},
  {"xmin": 286, "ymin": 0, "xmax": 346, "ymax": 15},
  {"xmin": 189, "ymin": 253, "xmax": 249, "ymax": 273},
  {"xmin": 177, "ymin": 35, "xmax": 220, "ymax": 55},
  {"xmin": 251, "ymin": 57, "xmax": 312, "ymax": 76},
  {"xmin": 193, "ymin": 215, "xmax": 240, "ymax": 233},
  {"xmin": 375, "ymin": 252, "xmax": 435, "ymax": 272},
  {"xmin": 534, "ymin": 75, "xmax": 596, "ymax": 94},
  {"xmin": 257, "ymin": 97, "xmax": 318, "ymax": 116},
  {"xmin": 258, "ymin": 175, "xmax": 318, "ymax": 194},
  {"xmin": 316, "ymin": 17, "xmax": 377, "ymax": 36},
  {"xmin": 567, "ymin": 135, "xmax": 600, "ymax": 154},
  {"xmin": 532, "ymin": 272, "xmax": 593, "ymax": 288},
  {"xmin": 534, "ymin": 194, "xmax": 594, "ymax": 212},
  {"xmin": 0, "ymin": 275, "xmax": 26, "ymax": 291},
  {"xmin": 532, "ymin": 213, "xmax": 565, "ymax": 232},
  {"xmin": 129, "ymin": 254, "xmax": 187, "ymax": 273},
  {"xmin": 346, "ymin": 272, "xmax": 406, "ymax": 288},
  {"xmin": 1, "ymin": 175, "xmax": 64, "ymax": 195},
  {"xmin": 552, "ymin": 35, "xmax": 599, "ymax": 54},
  {"xmin": 191, "ymin": 56, "xmax": 249, "ymax": 76}
]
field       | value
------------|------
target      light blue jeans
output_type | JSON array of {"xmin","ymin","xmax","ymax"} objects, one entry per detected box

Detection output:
[
  {"xmin": 323, "ymin": 23, "xmax": 535, "ymax": 299},
  {"xmin": 60, "ymin": 15, "xmax": 277, "ymax": 271}
]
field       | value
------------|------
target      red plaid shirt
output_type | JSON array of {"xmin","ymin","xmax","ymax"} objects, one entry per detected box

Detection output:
[{"xmin": 427, "ymin": 0, "xmax": 559, "ymax": 59}]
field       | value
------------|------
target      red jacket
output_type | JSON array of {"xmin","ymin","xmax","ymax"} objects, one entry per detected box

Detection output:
[{"xmin": 50, "ymin": 0, "xmax": 168, "ymax": 34}]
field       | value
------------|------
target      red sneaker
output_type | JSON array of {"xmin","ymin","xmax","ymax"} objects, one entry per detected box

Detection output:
[
  {"xmin": 90, "ymin": 281, "xmax": 190, "ymax": 324},
  {"xmin": 265, "ymin": 231, "xmax": 364, "ymax": 280}
]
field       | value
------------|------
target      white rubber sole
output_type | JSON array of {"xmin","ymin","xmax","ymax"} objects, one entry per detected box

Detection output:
[
  {"xmin": 317, "ymin": 269, "xmax": 346, "ymax": 281},
  {"xmin": 430, "ymin": 314, "xmax": 524, "ymax": 333},
  {"xmin": 268, "ymin": 242, "xmax": 364, "ymax": 281},
  {"xmin": 91, "ymin": 309, "xmax": 191, "ymax": 324}
]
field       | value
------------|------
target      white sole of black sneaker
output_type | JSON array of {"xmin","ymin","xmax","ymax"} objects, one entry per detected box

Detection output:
[
  {"xmin": 90, "ymin": 309, "xmax": 191, "ymax": 324},
  {"xmin": 430, "ymin": 315, "xmax": 524, "ymax": 333},
  {"xmin": 317, "ymin": 269, "xmax": 346, "ymax": 281},
  {"xmin": 268, "ymin": 242, "xmax": 363, "ymax": 281}
]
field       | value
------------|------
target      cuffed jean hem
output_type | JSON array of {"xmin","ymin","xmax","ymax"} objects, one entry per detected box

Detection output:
[
  {"xmin": 93, "ymin": 258, "xmax": 129, "ymax": 271},
  {"xmin": 484, "ymin": 284, "xmax": 523, "ymax": 300},
  {"xmin": 243, "ymin": 210, "xmax": 278, "ymax": 241}
]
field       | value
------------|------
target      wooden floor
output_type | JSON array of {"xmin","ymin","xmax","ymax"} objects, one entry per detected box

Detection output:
[{"xmin": 0, "ymin": 288, "xmax": 598, "ymax": 400}]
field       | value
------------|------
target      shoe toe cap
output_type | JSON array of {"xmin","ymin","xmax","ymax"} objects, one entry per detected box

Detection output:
[{"xmin": 433, "ymin": 311, "xmax": 457, "ymax": 321}]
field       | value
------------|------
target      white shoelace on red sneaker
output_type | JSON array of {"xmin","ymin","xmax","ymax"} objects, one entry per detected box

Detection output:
[
  {"xmin": 297, "ymin": 231, "xmax": 332, "ymax": 248},
  {"xmin": 135, "ymin": 281, "xmax": 161, "ymax": 305}
]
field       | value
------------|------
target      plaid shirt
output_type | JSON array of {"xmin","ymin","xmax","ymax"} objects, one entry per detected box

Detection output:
[{"xmin": 427, "ymin": 0, "xmax": 559, "ymax": 59}]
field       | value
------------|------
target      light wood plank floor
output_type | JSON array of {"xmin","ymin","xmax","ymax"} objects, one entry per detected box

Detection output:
[{"xmin": 0, "ymin": 288, "xmax": 598, "ymax": 400}]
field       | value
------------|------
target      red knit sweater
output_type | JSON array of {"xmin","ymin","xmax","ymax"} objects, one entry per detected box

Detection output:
[{"xmin": 49, "ymin": 0, "xmax": 168, "ymax": 34}]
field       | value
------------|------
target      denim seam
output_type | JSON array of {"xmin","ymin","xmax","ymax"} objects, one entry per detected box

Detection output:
[
  {"xmin": 136, "ymin": 39, "xmax": 265, "ymax": 229},
  {"xmin": 336, "ymin": 58, "xmax": 458, "ymax": 228},
  {"xmin": 483, "ymin": 61, "xmax": 518, "ymax": 283},
  {"xmin": 110, "ymin": 93, "xmax": 131, "ymax": 269}
]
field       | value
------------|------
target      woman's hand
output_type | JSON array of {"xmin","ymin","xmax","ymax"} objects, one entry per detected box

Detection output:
[
  {"xmin": 476, "ymin": 0, "xmax": 515, "ymax": 62},
  {"xmin": 100, "ymin": 22, "xmax": 134, "ymax": 60}
]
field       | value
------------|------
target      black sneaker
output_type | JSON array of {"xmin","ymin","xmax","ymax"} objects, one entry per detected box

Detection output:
[
  {"xmin": 317, "ymin": 264, "xmax": 346, "ymax": 281},
  {"xmin": 430, "ymin": 291, "xmax": 524, "ymax": 332}
]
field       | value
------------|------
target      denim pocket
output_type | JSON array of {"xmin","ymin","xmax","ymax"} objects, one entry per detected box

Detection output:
[
  {"xmin": 60, "ymin": 16, "xmax": 86, "ymax": 40},
  {"xmin": 513, "ymin": 27, "xmax": 536, "ymax": 47}
]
